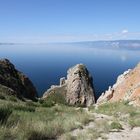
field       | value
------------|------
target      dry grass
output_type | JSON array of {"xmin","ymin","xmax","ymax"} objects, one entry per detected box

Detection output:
[{"xmin": 0, "ymin": 97, "xmax": 93, "ymax": 140}]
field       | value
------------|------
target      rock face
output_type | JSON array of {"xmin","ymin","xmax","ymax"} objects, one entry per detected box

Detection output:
[
  {"xmin": 43, "ymin": 64, "xmax": 95, "ymax": 106},
  {"xmin": 0, "ymin": 59, "xmax": 38, "ymax": 100},
  {"xmin": 66, "ymin": 64, "xmax": 95, "ymax": 106},
  {"xmin": 97, "ymin": 63, "xmax": 140, "ymax": 106}
]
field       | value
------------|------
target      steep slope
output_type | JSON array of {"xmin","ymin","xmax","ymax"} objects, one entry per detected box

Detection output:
[
  {"xmin": 97, "ymin": 63, "xmax": 140, "ymax": 106},
  {"xmin": 0, "ymin": 58, "xmax": 38, "ymax": 100},
  {"xmin": 43, "ymin": 64, "xmax": 95, "ymax": 106}
]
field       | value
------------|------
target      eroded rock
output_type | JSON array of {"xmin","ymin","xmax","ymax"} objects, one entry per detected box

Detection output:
[
  {"xmin": 66, "ymin": 64, "xmax": 95, "ymax": 106},
  {"xmin": 97, "ymin": 63, "xmax": 140, "ymax": 106},
  {"xmin": 43, "ymin": 64, "xmax": 95, "ymax": 106}
]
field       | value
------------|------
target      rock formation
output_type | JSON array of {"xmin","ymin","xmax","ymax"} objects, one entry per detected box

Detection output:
[
  {"xmin": 0, "ymin": 58, "xmax": 38, "ymax": 100},
  {"xmin": 97, "ymin": 63, "xmax": 140, "ymax": 106},
  {"xmin": 43, "ymin": 64, "xmax": 95, "ymax": 106}
]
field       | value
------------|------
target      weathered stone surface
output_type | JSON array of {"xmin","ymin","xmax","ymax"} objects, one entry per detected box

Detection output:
[
  {"xmin": 66, "ymin": 64, "xmax": 95, "ymax": 106},
  {"xmin": 43, "ymin": 64, "xmax": 95, "ymax": 106},
  {"xmin": 60, "ymin": 77, "xmax": 66, "ymax": 86},
  {"xmin": 0, "ymin": 58, "xmax": 38, "ymax": 100},
  {"xmin": 97, "ymin": 63, "xmax": 140, "ymax": 106}
]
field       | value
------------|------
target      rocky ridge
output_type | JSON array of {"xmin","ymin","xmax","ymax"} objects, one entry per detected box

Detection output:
[
  {"xmin": 0, "ymin": 59, "xmax": 38, "ymax": 100},
  {"xmin": 43, "ymin": 64, "xmax": 95, "ymax": 106},
  {"xmin": 1, "ymin": 58, "xmax": 140, "ymax": 107},
  {"xmin": 97, "ymin": 63, "xmax": 140, "ymax": 106}
]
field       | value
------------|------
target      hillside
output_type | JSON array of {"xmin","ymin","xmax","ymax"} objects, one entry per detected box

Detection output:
[
  {"xmin": 0, "ymin": 59, "xmax": 140, "ymax": 139},
  {"xmin": 97, "ymin": 63, "xmax": 140, "ymax": 106}
]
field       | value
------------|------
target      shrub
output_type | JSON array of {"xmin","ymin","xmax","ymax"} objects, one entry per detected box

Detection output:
[
  {"xmin": 27, "ymin": 130, "xmax": 52, "ymax": 140},
  {"xmin": 13, "ymin": 105, "xmax": 35, "ymax": 112},
  {"xmin": 0, "ymin": 94, "xmax": 6, "ymax": 100},
  {"xmin": 8, "ymin": 95, "xmax": 18, "ymax": 102},
  {"xmin": 6, "ymin": 113, "xmax": 21, "ymax": 127},
  {"xmin": 129, "ymin": 111, "xmax": 139, "ymax": 117},
  {"xmin": 110, "ymin": 122, "xmax": 123, "ymax": 130},
  {"xmin": 0, "ymin": 107, "xmax": 12, "ymax": 124},
  {"xmin": 129, "ymin": 119, "xmax": 140, "ymax": 128},
  {"xmin": 96, "ymin": 101, "xmax": 136, "ymax": 116},
  {"xmin": 40, "ymin": 99, "xmax": 55, "ymax": 107},
  {"xmin": 0, "ymin": 128, "xmax": 16, "ymax": 140},
  {"xmin": 46, "ymin": 92, "xmax": 67, "ymax": 105},
  {"xmin": 25, "ymin": 101, "xmax": 39, "ymax": 107}
]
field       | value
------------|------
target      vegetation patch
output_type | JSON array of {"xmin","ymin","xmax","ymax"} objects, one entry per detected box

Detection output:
[
  {"xmin": 110, "ymin": 121, "xmax": 123, "ymax": 130},
  {"xmin": 0, "ymin": 107, "xmax": 12, "ymax": 125},
  {"xmin": 0, "ymin": 96, "xmax": 93, "ymax": 139}
]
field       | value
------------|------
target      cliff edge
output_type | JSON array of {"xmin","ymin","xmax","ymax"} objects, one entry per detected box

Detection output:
[
  {"xmin": 97, "ymin": 63, "xmax": 140, "ymax": 106},
  {"xmin": 0, "ymin": 59, "xmax": 38, "ymax": 100},
  {"xmin": 43, "ymin": 64, "xmax": 95, "ymax": 106}
]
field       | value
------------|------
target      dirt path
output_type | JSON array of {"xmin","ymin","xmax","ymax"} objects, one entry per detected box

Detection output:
[
  {"xmin": 86, "ymin": 109, "xmax": 140, "ymax": 140},
  {"xmin": 59, "ymin": 109, "xmax": 140, "ymax": 140},
  {"xmin": 106, "ymin": 127, "xmax": 140, "ymax": 140}
]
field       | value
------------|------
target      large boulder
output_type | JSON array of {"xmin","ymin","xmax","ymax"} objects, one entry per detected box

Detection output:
[
  {"xmin": 97, "ymin": 63, "xmax": 140, "ymax": 106},
  {"xmin": 0, "ymin": 58, "xmax": 38, "ymax": 100},
  {"xmin": 43, "ymin": 64, "xmax": 95, "ymax": 106}
]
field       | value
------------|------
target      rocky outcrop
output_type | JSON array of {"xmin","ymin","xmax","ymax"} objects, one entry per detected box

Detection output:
[
  {"xmin": 0, "ymin": 59, "xmax": 38, "ymax": 100},
  {"xmin": 43, "ymin": 64, "xmax": 95, "ymax": 106},
  {"xmin": 97, "ymin": 63, "xmax": 140, "ymax": 106},
  {"xmin": 66, "ymin": 64, "xmax": 95, "ymax": 106}
]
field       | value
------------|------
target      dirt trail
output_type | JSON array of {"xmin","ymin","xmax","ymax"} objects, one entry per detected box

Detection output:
[{"xmin": 62, "ymin": 109, "xmax": 140, "ymax": 140}]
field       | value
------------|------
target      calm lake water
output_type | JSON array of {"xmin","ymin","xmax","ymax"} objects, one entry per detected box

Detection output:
[{"xmin": 0, "ymin": 43, "xmax": 140, "ymax": 98}]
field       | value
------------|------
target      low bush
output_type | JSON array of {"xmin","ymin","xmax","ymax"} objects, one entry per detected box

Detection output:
[
  {"xmin": 110, "ymin": 122, "xmax": 123, "ymax": 130},
  {"xmin": 27, "ymin": 130, "xmax": 53, "ymax": 140},
  {"xmin": 46, "ymin": 92, "xmax": 67, "ymax": 105},
  {"xmin": 96, "ymin": 101, "xmax": 136, "ymax": 116},
  {"xmin": 6, "ymin": 113, "xmax": 21, "ymax": 127},
  {"xmin": 129, "ymin": 119, "xmax": 140, "ymax": 128},
  {"xmin": 0, "ymin": 107, "xmax": 12, "ymax": 124},
  {"xmin": 8, "ymin": 95, "xmax": 18, "ymax": 102},
  {"xmin": 40, "ymin": 99, "xmax": 55, "ymax": 107},
  {"xmin": 0, "ymin": 94, "xmax": 6, "ymax": 100},
  {"xmin": 13, "ymin": 105, "xmax": 35, "ymax": 112}
]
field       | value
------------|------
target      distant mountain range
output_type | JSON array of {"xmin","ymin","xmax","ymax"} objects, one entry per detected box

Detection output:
[
  {"xmin": 72, "ymin": 40, "xmax": 140, "ymax": 50},
  {"xmin": 1, "ymin": 40, "xmax": 140, "ymax": 50}
]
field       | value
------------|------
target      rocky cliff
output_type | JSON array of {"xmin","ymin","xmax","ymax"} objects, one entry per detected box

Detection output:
[
  {"xmin": 0, "ymin": 59, "xmax": 38, "ymax": 100},
  {"xmin": 97, "ymin": 63, "xmax": 140, "ymax": 106},
  {"xmin": 43, "ymin": 64, "xmax": 95, "ymax": 106}
]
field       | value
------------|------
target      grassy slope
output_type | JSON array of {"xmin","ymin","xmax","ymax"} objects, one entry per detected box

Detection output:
[
  {"xmin": 1, "ymin": 90, "xmax": 140, "ymax": 140},
  {"xmin": 0, "ymin": 93, "xmax": 94, "ymax": 140}
]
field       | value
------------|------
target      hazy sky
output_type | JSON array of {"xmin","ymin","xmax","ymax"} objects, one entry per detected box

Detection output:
[{"xmin": 0, "ymin": 0, "xmax": 140, "ymax": 43}]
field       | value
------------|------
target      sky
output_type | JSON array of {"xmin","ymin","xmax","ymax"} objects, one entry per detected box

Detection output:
[{"xmin": 0, "ymin": 0, "xmax": 140, "ymax": 43}]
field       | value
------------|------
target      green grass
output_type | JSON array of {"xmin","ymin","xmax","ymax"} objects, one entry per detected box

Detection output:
[
  {"xmin": 0, "ymin": 95, "xmax": 93, "ymax": 140},
  {"xmin": 1, "ymin": 92, "xmax": 140, "ymax": 140},
  {"xmin": 0, "ymin": 107, "xmax": 12, "ymax": 125},
  {"xmin": 95, "ymin": 101, "xmax": 140, "ymax": 128},
  {"xmin": 110, "ymin": 122, "xmax": 123, "ymax": 130},
  {"xmin": 95, "ymin": 101, "xmax": 139, "ymax": 117}
]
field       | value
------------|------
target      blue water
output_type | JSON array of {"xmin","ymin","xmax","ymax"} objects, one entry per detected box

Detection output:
[{"xmin": 0, "ymin": 43, "xmax": 140, "ymax": 98}]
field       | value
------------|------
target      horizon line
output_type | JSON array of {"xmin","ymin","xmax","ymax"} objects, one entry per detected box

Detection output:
[{"xmin": 1, "ymin": 39, "xmax": 140, "ymax": 45}]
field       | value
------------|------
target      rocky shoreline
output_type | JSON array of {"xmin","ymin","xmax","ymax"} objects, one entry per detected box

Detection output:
[
  {"xmin": 1, "ymin": 58, "xmax": 140, "ymax": 140},
  {"xmin": 0, "ymin": 58, "xmax": 140, "ymax": 106}
]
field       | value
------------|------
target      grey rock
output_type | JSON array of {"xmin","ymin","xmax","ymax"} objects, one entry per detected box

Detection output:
[
  {"xmin": 60, "ymin": 77, "xmax": 66, "ymax": 86},
  {"xmin": 66, "ymin": 64, "xmax": 95, "ymax": 106},
  {"xmin": 43, "ymin": 64, "xmax": 95, "ymax": 106}
]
